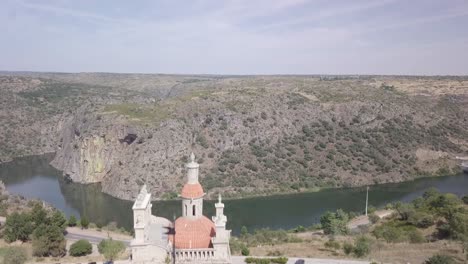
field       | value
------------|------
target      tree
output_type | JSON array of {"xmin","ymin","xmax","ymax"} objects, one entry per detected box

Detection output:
[
  {"xmin": 98, "ymin": 238, "xmax": 125, "ymax": 261},
  {"xmin": 68, "ymin": 215, "xmax": 77, "ymax": 227},
  {"xmin": 408, "ymin": 211, "xmax": 434, "ymax": 228},
  {"xmin": 3, "ymin": 247, "xmax": 28, "ymax": 264},
  {"xmin": 241, "ymin": 226, "xmax": 249, "ymax": 237},
  {"xmin": 448, "ymin": 212, "xmax": 468, "ymax": 240},
  {"xmin": 462, "ymin": 196, "xmax": 468, "ymax": 205},
  {"xmin": 50, "ymin": 211, "xmax": 67, "ymax": 231},
  {"xmin": 424, "ymin": 254, "xmax": 455, "ymax": 264},
  {"xmin": 80, "ymin": 216, "xmax": 90, "ymax": 229},
  {"xmin": 32, "ymin": 224, "xmax": 66, "ymax": 257},
  {"xmin": 30, "ymin": 203, "xmax": 48, "ymax": 228},
  {"xmin": 320, "ymin": 209, "xmax": 349, "ymax": 235},
  {"xmin": 3, "ymin": 212, "xmax": 33, "ymax": 242},
  {"xmin": 395, "ymin": 202, "xmax": 415, "ymax": 221},
  {"xmin": 241, "ymin": 244, "xmax": 250, "ymax": 256},
  {"xmin": 69, "ymin": 239, "xmax": 92, "ymax": 256}
]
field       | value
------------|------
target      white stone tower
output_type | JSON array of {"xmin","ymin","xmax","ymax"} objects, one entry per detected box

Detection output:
[
  {"xmin": 133, "ymin": 184, "xmax": 152, "ymax": 244},
  {"xmin": 180, "ymin": 153, "xmax": 205, "ymax": 219}
]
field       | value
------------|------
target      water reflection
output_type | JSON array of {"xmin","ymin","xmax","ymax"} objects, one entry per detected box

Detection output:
[{"xmin": 1, "ymin": 155, "xmax": 467, "ymax": 234}]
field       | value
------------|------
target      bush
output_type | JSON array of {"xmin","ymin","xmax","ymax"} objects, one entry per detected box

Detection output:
[
  {"xmin": 32, "ymin": 224, "xmax": 66, "ymax": 257},
  {"xmin": 408, "ymin": 212, "xmax": 433, "ymax": 228},
  {"xmin": 373, "ymin": 223, "xmax": 405, "ymax": 243},
  {"xmin": 343, "ymin": 242, "xmax": 354, "ymax": 255},
  {"xmin": 353, "ymin": 236, "xmax": 371, "ymax": 257},
  {"xmin": 408, "ymin": 229, "xmax": 426, "ymax": 244},
  {"xmin": 324, "ymin": 239, "xmax": 341, "ymax": 250},
  {"xmin": 80, "ymin": 216, "xmax": 90, "ymax": 229},
  {"xmin": 245, "ymin": 257, "xmax": 288, "ymax": 264},
  {"xmin": 241, "ymin": 245, "xmax": 250, "ymax": 256},
  {"xmin": 98, "ymin": 239, "xmax": 125, "ymax": 261},
  {"xmin": 368, "ymin": 213, "xmax": 380, "ymax": 224},
  {"xmin": 3, "ymin": 212, "xmax": 33, "ymax": 242},
  {"xmin": 68, "ymin": 215, "xmax": 77, "ymax": 227},
  {"xmin": 3, "ymin": 247, "xmax": 28, "ymax": 264},
  {"xmin": 424, "ymin": 254, "xmax": 456, "ymax": 264},
  {"xmin": 69, "ymin": 239, "xmax": 92, "ymax": 256},
  {"xmin": 462, "ymin": 196, "xmax": 468, "ymax": 205}
]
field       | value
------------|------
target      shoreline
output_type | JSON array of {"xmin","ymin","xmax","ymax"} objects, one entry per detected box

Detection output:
[{"xmin": 1, "ymin": 154, "xmax": 466, "ymax": 204}]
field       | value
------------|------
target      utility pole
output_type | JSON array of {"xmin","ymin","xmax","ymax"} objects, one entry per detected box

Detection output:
[{"xmin": 365, "ymin": 186, "xmax": 369, "ymax": 216}]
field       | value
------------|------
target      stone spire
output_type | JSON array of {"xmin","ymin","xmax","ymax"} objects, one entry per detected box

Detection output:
[
  {"xmin": 213, "ymin": 194, "xmax": 227, "ymax": 226},
  {"xmin": 186, "ymin": 152, "xmax": 200, "ymax": 184}
]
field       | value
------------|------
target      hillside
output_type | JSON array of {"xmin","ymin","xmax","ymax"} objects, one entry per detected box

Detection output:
[{"xmin": 1, "ymin": 72, "xmax": 468, "ymax": 200}]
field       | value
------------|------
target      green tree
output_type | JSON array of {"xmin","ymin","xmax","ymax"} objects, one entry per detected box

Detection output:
[
  {"xmin": 462, "ymin": 196, "xmax": 468, "ymax": 205},
  {"xmin": 448, "ymin": 212, "xmax": 468, "ymax": 240},
  {"xmin": 68, "ymin": 215, "xmax": 77, "ymax": 227},
  {"xmin": 320, "ymin": 209, "xmax": 349, "ymax": 235},
  {"xmin": 408, "ymin": 211, "xmax": 433, "ymax": 228},
  {"xmin": 30, "ymin": 203, "xmax": 48, "ymax": 228},
  {"xmin": 50, "ymin": 211, "xmax": 67, "ymax": 231},
  {"xmin": 80, "ymin": 216, "xmax": 90, "ymax": 229},
  {"xmin": 98, "ymin": 238, "xmax": 125, "ymax": 261},
  {"xmin": 32, "ymin": 224, "xmax": 66, "ymax": 257},
  {"xmin": 394, "ymin": 202, "xmax": 415, "ymax": 221},
  {"xmin": 424, "ymin": 254, "xmax": 455, "ymax": 264},
  {"xmin": 241, "ymin": 226, "xmax": 249, "ymax": 237},
  {"xmin": 3, "ymin": 212, "xmax": 33, "ymax": 242},
  {"xmin": 3, "ymin": 247, "xmax": 28, "ymax": 264},
  {"xmin": 241, "ymin": 244, "xmax": 250, "ymax": 256},
  {"xmin": 69, "ymin": 239, "xmax": 92, "ymax": 256}
]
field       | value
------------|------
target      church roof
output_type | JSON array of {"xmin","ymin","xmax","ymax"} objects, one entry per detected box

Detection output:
[
  {"xmin": 170, "ymin": 216, "xmax": 215, "ymax": 249},
  {"xmin": 180, "ymin": 183, "xmax": 204, "ymax": 199}
]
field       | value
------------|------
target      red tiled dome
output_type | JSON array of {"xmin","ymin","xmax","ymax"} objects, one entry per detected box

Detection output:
[
  {"xmin": 170, "ymin": 216, "xmax": 215, "ymax": 249},
  {"xmin": 181, "ymin": 183, "xmax": 204, "ymax": 198}
]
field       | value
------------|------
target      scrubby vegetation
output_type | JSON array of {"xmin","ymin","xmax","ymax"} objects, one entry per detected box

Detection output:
[
  {"xmin": 98, "ymin": 238, "xmax": 125, "ymax": 261},
  {"xmin": 1, "ymin": 74, "xmax": 467, "ymax": 200},
  {"xmin": 2, "ymin": 247, "xmax": 28, "ymax": 264},
  {"xmin": 232, "ymin": 188, "xmax": 468, "ymax": 262},
  {"xmin": 69, "ymin": 239, "xmax": 92, "ymax": 257},
  {"xmin": 1, "ymin": 203, "xmax": 67, "ymax": 257}
]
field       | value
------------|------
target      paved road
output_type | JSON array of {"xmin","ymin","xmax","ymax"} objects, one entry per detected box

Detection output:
[
  {"xmin": 1, "ymin": 215, "xmax": 130, "ymax": 245},
  {"xmin": 65, "ymin": 231, "xmax": 131, "ymax": 246},
  {"xmin": 229, "ymin": 256, "xmax": 369, "ymax": 264}
]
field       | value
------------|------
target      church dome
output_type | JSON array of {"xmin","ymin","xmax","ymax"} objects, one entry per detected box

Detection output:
[
  {"xmin": 171, "ymin": 216, "xmax": 215, "ymax": 249},
  {"xmin": 181, "ymin": 183, "xmax": 204, "ymax": 199}
]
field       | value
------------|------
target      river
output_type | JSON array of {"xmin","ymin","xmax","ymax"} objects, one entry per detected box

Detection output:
[{"xmin": 1, "ymin": 155, "xmax": 467, "ymax": 234}]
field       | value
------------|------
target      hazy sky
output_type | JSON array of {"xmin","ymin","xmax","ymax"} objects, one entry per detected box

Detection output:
[{"xmin": 1, "ymin": 0, "xmax": 468, "ymax": 75}]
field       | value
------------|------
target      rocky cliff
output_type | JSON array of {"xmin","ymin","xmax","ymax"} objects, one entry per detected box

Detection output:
[{"xmin": 1, "ymin": 73, "xmax": 468, "ymax": 200}]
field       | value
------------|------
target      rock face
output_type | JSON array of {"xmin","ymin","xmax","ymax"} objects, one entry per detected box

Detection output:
[{"xmin": 2, "ymin": 73, "xmax": 468, "ymax": 200}]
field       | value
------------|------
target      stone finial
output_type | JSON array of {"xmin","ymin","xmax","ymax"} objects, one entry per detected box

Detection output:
[
  {"xmin": 218, "ymin": 193, "xmax": 222, "ymax": 204},
  {"xmin": 141, "ymin": 184, "xmax": 147, "ymax": 195},
  {"xmin": 190, "ymin": 152, "xmax": 195, "ymax": 163}
]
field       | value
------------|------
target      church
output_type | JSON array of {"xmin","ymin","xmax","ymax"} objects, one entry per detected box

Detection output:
[{"xmin": 130, "ymin": 153, "xmax": 232, "ymax": 264}]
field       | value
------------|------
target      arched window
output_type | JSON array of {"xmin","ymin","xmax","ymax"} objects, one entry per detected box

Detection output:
[{"xmin": 192, "ymin": 205, "xmax": 196, "ymax": 216}]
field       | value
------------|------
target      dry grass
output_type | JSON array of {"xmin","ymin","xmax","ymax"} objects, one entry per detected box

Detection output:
[{"xmin": 248, "ymin": 233, "xmax": 466, "ymax": 264}]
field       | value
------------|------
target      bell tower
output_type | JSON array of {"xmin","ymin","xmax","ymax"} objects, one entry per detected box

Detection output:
[{"xmin": 180, "ymin": 153, "xmax": 205, "ymax": 219}]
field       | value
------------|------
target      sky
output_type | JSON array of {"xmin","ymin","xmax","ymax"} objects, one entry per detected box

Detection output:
[{"xmin": 1, "ymin": 0, "xmax": 468, "ymax": 75}]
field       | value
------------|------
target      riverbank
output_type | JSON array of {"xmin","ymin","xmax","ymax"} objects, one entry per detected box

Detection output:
[{"xmin": 2, "ymin": 154, "xmax": 468, "ymax": 234}]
